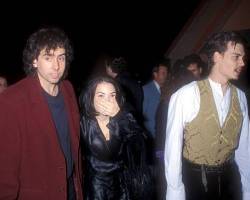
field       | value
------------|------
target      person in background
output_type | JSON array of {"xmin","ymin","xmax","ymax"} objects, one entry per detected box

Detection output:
[
  {"xmin": 142, "ymin": 59, "xmax": 169, "ymax": 139},
  {"xmin": 105, "ymin": 56, "xmax": 143, "ymax": 123},
  {"xmin": 164, "ymin": 31, "xmax": 250, "ymax": 200},
  {"xmin": 142, "ymin": 59, "xmax": 169, "ymax": 167},
  {"xmin": 0, "ymin": 27, "xmax": 83, "ymax": 200},
  {"xmin": 0, "ymin": 75, "xmax": 8, "ymax": 93},
  {"xmin": 182, "ymin": 53, "xmax": 204, "ymax": 79}
]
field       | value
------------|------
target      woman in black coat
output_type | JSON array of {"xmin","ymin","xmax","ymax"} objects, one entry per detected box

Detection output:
[{"xmin": 79, "ymin": 76, "xmax": 146, "ymax": 200}]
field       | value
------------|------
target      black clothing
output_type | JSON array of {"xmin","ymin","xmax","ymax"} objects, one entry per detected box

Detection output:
[
  {"xmin": 116, "ymin": 72, "xmax": 143, "ymax": 122},
  {"xmin": 182, "ymin": 158, "xmax": 242, "ymax": 200},
  {"xmin": 154, "ymin": 98, "xmax": 169, "ymax": 200},
  {"xmin": 68, "ymin": 174, "xmax": 76, "ymax": 200},
  {"xmin": 80, "ymin": 111, "xmax": 144, "ymax": 200},
  {"xmin": 155, "ymin": 98, "xmax": 169, "ymax": 155}
]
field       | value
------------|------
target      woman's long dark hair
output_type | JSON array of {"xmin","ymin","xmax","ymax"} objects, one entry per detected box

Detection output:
[{"xmin": 79, "ymin": 76, "xmax": 125, "ymax": 119}]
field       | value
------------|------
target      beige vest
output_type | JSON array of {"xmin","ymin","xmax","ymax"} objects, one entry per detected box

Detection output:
[{"xmin": 183, "ymin": 79, "xmax": 243, "ymax": 165}]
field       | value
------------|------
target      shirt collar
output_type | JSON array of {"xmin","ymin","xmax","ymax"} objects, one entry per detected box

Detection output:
[
  {"xmin": 208, "ymin": 78, "xmax": 230, "ymax": 97},
  {"xmin": 153, "ymin": 80, "xmax": 161, "ymax": 93}
]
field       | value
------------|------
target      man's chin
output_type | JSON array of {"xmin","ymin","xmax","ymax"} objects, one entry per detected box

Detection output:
[
  {"xmin": 231, "ymin": 75, "xmax": 239, "ymax": 80},
  {"xmin": 50, "ymin": 78, "xmax": 61, "ymax": 84}
]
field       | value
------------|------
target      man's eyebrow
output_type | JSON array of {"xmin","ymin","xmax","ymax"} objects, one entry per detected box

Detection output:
[
  {"xmin": 42, "ymin": 52, "xmax": 66, "ymax": 56},
  {"xmin": 96, "ymin": 91, "xmax": 116, "ymax": 94},
  {"xmin": 58, "ymin": 53, "xmax": 66, "ymax": 56},
  {"xmin": 231, "ymin": 52, "xmax": 244, "ymax": 56},
  {"xmin": 42, "ymin": 52, "xmax": 54, "ymax": 56}
]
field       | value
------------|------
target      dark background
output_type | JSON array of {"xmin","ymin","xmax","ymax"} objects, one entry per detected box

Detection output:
[{"xmin": 1, "ymin": 1, "xmax": 202, "ymax": 91}]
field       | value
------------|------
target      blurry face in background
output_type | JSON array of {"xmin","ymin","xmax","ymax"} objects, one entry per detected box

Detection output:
[
  {"xmin": 154, "ymin": 65, "xmax": 168, "ymax": 87},
  {"xmin": 0, "ymin": 77, "xmax": 7, "ymax": 93},
  {"xmin": 187, "ymin": 63, "xmax": 202, "ymax": 79},
  {"xmin": 94, "ymin": 82, "xmax": 117, "ymax": 114}
]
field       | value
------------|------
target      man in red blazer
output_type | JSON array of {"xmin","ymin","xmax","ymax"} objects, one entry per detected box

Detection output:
[{"xmin": 0, "ymin": 27, "xmax": 83, "ymax": 200}]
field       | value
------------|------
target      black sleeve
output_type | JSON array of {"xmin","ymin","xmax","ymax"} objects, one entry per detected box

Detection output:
[{"xmin": 109, "ymin": 110, "xmax": 144, "ymax": 140}]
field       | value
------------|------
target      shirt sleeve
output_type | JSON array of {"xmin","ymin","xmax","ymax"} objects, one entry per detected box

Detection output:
[
  {"xmin": 235, "ymin": 91, "xmax": 250, "ymax": 200},
  {"xmin": 164, "ymin": 90, "xmax": 186, "ymax": 200}
]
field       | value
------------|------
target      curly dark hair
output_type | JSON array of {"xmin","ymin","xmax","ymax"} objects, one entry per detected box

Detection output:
[
  {"xmin": 202, "ymin": 31, "xmax": 245, "ymax": 70},
  {"xmin": 79, "ymin": 76, "xmax": 125, "ymax": 119},
  {"xmin": 22, "ymin": 27, "xmax": 73, "ymax": 78}
]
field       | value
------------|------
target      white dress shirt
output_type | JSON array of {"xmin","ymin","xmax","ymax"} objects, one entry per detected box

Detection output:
[
  {"xmin": 153, "ymin": 80, "xmax": 161, "ymax": 94},
  {"xmin": 164, "ymin": 79, "xmax": 250, "ymax": 200}
]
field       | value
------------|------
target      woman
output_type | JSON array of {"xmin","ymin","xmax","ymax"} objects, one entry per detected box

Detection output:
[{"xmin": 79, "ymin": 76, "xmax": 147, "ymax": 200}]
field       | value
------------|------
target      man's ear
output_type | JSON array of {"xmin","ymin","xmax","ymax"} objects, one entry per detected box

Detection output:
[
  {"xmin": 213, "ymin": 52, "xmax": 222, "ymax": 64},
  {"xmin": 33, "ymin": 59, "xmax": 38, "ymax": 68},
  {"xmin": 153, "ymin": 71, "xmax": 158, "ymax": 79}
]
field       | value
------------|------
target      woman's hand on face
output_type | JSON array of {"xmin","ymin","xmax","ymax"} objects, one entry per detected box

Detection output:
[{"xmin": 96, "ymin": 99, "xmax": 120, "ymax": 117}]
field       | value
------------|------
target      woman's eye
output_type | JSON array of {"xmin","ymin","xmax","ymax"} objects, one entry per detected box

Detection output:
[
  {"xmin": 58, "ymin": 56, "xmax": 65, "ymax": 62},
  {"xmin": 45, "ymin": 56, "xmax": 52, "ymax": 61}
]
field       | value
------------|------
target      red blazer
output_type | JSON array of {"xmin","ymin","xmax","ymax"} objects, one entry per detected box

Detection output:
[{"xmin": 0, "ymin": 76, "xmax": 83, "ymax": 200}]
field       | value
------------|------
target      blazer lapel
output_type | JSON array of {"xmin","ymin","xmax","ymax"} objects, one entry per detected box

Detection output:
[
  {"xmin": 28, "ymin": 76, "xmax": 64, "ymax": 157},
  {"xmin": 60, "ymin": 82, "xmax": 80, "ymax": 161}
]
